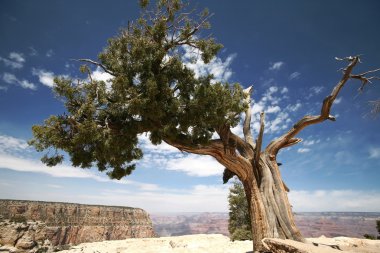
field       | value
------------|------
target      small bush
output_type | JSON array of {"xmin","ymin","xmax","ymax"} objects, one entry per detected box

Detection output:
[
  {"xmin": 363, "ymin": 234, "xmax": 376, "ymax": 240},
  {"xmin": 36, "ymin": 247, "xmax": 48, "ymax": 253},
  {"xmin": 10, "ymin": 216, "xmax": 27, "ymax": 223}
]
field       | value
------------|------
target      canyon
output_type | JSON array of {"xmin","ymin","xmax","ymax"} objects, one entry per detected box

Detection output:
[
  {"xmin": 0, "ymin": 199, "xmax": 154, "ymax": 252},
  {"xmin": 151, "ymin": 212, "xmax": 380, "ymax": 238}
]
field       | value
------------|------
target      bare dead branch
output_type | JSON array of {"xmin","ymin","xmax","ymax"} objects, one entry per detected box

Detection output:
[
  {"xmin": 255, "ymin": 112, "xmax": 265, "ymax": 165},
  {"xmin": 266, "ymin": 55, "xmax": 365, "ymax": 156},
  {"xmin": 243, "ymin": 85, "xmax": 255, "ymax": 149},
  {"xmin": 72, "ymin": 59, "xmax": 115, "ymax": 76}
]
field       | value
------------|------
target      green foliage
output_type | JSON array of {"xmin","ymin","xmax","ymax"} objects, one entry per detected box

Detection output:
[
  {"xmin": 228, "ymin": 179, "xmax": 252, "ymax": 241},
  {"xmin": 363, "ymin": 220, "xmax": 380, "ymax": 240},
  {"xmin": 363, "ymin": 234, "xmax": 376, "ymax": 240},
  {"xmin": 29, "ymin": 0, "xmax": 247, "ymax": 180},
  {"xmin": 10, "ymin": 215, "xmax": 27, "ymax": 223}
]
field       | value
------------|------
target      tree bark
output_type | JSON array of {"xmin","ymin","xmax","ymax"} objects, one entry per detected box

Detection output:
[
  {"xmin": 164, "ymin": 56, "xmax": 377, "ymax": 252},
  {"xmin": 240, "ymin": 153, "xmax": 304, "ymax": 252}
]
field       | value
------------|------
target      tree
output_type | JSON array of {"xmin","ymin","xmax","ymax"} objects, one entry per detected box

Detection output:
[
  {"xmin": 363, "ymin": 220, "xmax": 380, "ymax": 240},
  {"xmin": 228, "ymin": 179, "xmax": 252, "ymax": 241},
  {"xmin": 29, "ymin": 0, "xmax": 380, "ymax": 251}
]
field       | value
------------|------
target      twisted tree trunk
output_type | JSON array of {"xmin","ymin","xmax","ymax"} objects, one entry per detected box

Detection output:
[{"xmin": 165, "ymin": 56, "xmax": 377, "ymax": 252}]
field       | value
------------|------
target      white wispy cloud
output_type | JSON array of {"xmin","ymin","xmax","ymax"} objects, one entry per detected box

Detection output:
[
  {"xmin": 165, "ymin": 155, "xmax": 224, "ymax": 177},
  {"xmin": 0, "ymin": 52, "xmax": 25, "ymax": 69},
  {"xmin": 0, "ymin": 134, "xmax": 160, "ymax": 192},
  {"xmin": 138, "ymin": 133, "xmax": 223, "ymax": 177},
  {"xmin": 46, "ymin": 49, "xmax": 54, "ymax": 57},
  {"xmin": 32, "ymin": 68, "xmax": 55, "ymax": 87},
  {"xmin": 297, "ymin": 148, "xmax": 311, "ymax": 153},
  {"xmin": 302, "ymin": 139, "xmax": 320, "ymax": 146},
  {"xmin": 289, "ymin": 189, "xmax": 380, "ymax": 212},
  {"xmin": 281, "ymin": 87, "xmax": 288, "ymax": 94},
  {"xmin": 236, "ymin": 86, "xmax": 299, "ymax": 136},
  {"xmin": 2, "ymin": 72, "xmax": 37, "ymax": 90},
  {"xmin": 182, "ymin": 45, "xmax": 236, "ymax": 83},
  {"xmin": 369, "ymin": 147, "xmax": 380, "ymax": 159},
  {"xmin": 289, "ymin": 71, "xmax": 301, "ymax": 80},
  {"xmin": 46, "ymin": 184, "xmax": 63, "ymax": 189},
  {"xmin": 0, "ymin": 134, "xmax": 29, "ymax": 152},
  {"xmin": 334, "ymin": 97, "xmax": 343, "ymax": 104},
  {"xmin": 287, "ymin": 102, "xmax": 302, "ymax": 112},
  {"xmin": 29, "ymin": 47, "xmax": 38, "ymax": 56},
  {"xmin": 70, "ymin": 184, "xmax": 230, "ymax": 212},
  {"xmin": 269, "ymin": 61, "xmax": 284, "ymax": 71},
  {"xmin": 91, "ymin": 66, "xmax": 114, "ymax": 87},
  {"xmin": 310, "ymin": 86, "xmax": 324, "ymax": 95}
]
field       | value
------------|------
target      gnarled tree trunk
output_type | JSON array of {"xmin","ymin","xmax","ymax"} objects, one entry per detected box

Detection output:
[
  {"xmin": 166, "ymin": 56, "xmax": 377, "ymax": 252},
  {"xmin": 241, "ymin": 153, "xmax": 304, "ymax": 251}
]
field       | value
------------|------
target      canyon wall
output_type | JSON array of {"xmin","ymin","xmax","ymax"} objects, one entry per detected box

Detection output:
[{"xmin": 0, "ymin": 199, "xmax": 155, "ymax": 251}]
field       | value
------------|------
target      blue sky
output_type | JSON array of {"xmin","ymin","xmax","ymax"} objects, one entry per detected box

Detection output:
[{"xmin": 0, "ymin": 0, "xmax": 380, "ymax": 213}]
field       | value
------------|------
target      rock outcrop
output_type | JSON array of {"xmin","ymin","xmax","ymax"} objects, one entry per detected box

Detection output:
[{"xmin": 0, "ymin": 199, "xmax": 155, "ymax": 252}]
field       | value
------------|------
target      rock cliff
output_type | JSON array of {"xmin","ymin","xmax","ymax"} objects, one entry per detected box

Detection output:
[{"xmin": 0, "ymin": 199, "xmax": 155, "ymax": 252}]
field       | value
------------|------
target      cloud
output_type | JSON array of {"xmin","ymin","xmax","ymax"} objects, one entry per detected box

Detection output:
[
  {"xmin": 165, "ymin": 155, "xmax": 224, "ymax": 177},
  {"xmin": 269, "ymin": 61, "xmax": 284, "ymax": 71},
  {"xmin": 0, "ymin": 153, "xmax": 106, "ymax": 180},
  {"xmin": 289, "ymin": 71, "xmax": 301, "ymax": 80},
  {"xmin": 46, "ymin": 184, "xmax": 63, "ymax": 189},
  {"xmin": 287, "ymin": 102, "xmax": 302, "ymax": 112},
  {"xmin": 310, "ymin": 86, "xmax": 324, "ymax": 95},
  {"xmin": 92, "ymin": 66, "xmax": 114, "ymax": 86},
  {"xmin": 1, "ymin": 72, "xmax": 37, "ymax": 90},
  {"xmin": 281, "ymin": 87, "xmax": 288, "ymax": 94},
  {"xmin": 32, "ymin": 68, "xmax": 55, "ymax": 87},
  {"xmin": 182, "ymin": 45, "xmax": 236, "ymax": 83},
  {"xmin": 0, "ymin": 134, "xmax": 29, "ymax": 152},
  {"xmin": 334, "ymin": 97, "xmax": 343, "ymax": 104},
  {"xmin": 9, "ymin": 52, "xmax": 25, "ymax": 63},
  {"xmin": 0, "ymin": 134, "xmax": 160, "ymax": 192},
  {"xmin": 369, "ymin": 147, "xmax": 380, "ymax": 159},
  {"xmin": 289, "ymin": 189, "xmax": 380, "ymax": 212},
  {"xmin": 246, "ymin": 86, "xmax": 299, "ymax": 135},
  {"xmin": 71, "ymin": 184, "xmax": 231, "ymax": 213},
  {"xmin": 302, "ymin": 139, "xmax": 320, "ymax": 146},
  {"xmin": 29, "ymin": 47, "xmax": 38, "ymax": 56},
  {"xmin": 46, "ymin": 49, "xmax": 54, "ymax": 57},
  {"xmin": 297, "ymin": 148, "xmax": 311, "ymax": 153},
  {"xmin": 138, "ymin": 133, "xmax": 224, "ymax": 177},
  {"xmin": 0, "ymin": 52, "xmax": 25, "ymax": 69}
]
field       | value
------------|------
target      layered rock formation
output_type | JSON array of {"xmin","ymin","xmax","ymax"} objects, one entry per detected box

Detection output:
[{"xmin": 0, "ymin": 199, "xmax": 155, "ymax": 252}]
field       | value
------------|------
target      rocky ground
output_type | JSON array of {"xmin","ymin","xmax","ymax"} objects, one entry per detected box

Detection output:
[{"xmin": 59, "ymin": 234, "xmax": 380, "ymax": 253}]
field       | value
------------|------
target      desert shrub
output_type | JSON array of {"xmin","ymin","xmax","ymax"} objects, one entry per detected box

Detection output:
[
  {"xmin": 10, "ymin": 216, "xmax": 27, "ymax": 223},
  {"xmin": 36, "ymin": 247, "xmax": 48, "ymax": 253},
  {"xmin": 364, "ymin": 234, "xmax": 376, "ymax": 240}
]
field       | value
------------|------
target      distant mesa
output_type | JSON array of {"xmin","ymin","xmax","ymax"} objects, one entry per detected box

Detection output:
[{"xmin": 0, "ymin": 199, "xmax": 155, "ymax": 252}]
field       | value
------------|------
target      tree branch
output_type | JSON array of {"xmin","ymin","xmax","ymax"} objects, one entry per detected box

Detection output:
[
  {"xmin": 266, "ymin": 55, "xmax": 372, "ymax": 156},
  {"xmin": 254, "ymin": 112, "xmax": 265, "ymax": 165},
  {"xmin": 72, "ymin": 59, "xmax": 116, "ymax": 76},
  {"xmin": 243, "ymin": 85, "xmax": 255, "ymax": 149},
  {"xmin": 164, "ymin": 137, "xmax": 250, "ymax": 181}
]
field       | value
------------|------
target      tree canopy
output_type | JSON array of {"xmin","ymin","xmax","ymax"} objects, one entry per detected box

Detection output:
[{"xmin": 29, "ymin": 0, "xmax": 247, "ymax": 179}]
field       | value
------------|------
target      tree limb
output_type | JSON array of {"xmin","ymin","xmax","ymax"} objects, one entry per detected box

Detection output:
[
  {"xmin": 266, "ymin": 55, "xmax": 370, "ymax": 156},
  {"xmin": 72, "ymin": 58, "xmax": 116, "ymax": 76},
  {"xmin": 255, "ymin": 112, "xmax": 265, "ymax": 165},
  {"xmin": 164, "ymin": 137, "xmax": 250, "ymax": 181},
  {"xmin": 243, "ymin": 85, "xmax": 255, "ymax": 149}
]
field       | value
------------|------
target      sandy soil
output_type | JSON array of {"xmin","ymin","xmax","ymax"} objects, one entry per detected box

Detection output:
[{"xmin": 60, "ymin": 234, "xmax": 380, "ymax": 253}]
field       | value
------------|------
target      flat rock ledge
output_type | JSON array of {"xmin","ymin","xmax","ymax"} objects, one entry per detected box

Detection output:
[
  {"xmin": 57, "ymin": 234, "xmax": 380, "ymax": 253},
  {"xmin": 263, "ymin": 236, "xmax": 380, "ymax": 253}
]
